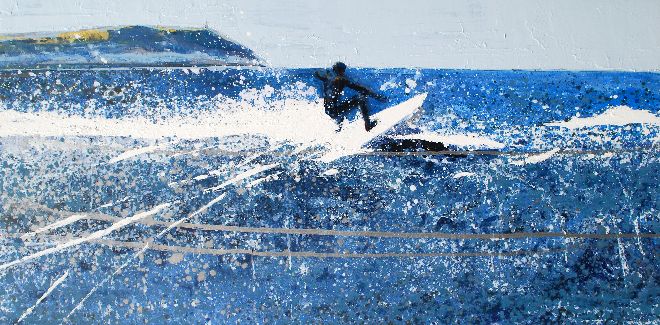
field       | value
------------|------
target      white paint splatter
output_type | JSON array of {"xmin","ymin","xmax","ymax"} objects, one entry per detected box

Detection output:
[
  {"xmin": 98, "ymin": 196, "xmax": 129, "ymax": 209},
  {"xmin": 404, "ymin": 78, "xmax": 417, "ymax": 93},
  {"xmin": 246, "ymin": 172, "xmax": 282, "ymax": 188},
  {"xmin": 405, "ymin": 78, "xmax": 417, "ymax": 89},
  {"xmin": 617, "ymin": 238, "xmax": 629, "ymax": 277},
  {"xmin": 379, "ymin": 80, "xmax": 398, "ymax": 91}
]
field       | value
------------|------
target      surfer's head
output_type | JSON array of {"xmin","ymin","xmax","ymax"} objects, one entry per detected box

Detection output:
[{"xmin": 332, "ymin": 62, "xmax": 347, "ymax": 75}]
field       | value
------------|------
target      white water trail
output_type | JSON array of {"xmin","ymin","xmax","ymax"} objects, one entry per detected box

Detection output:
[
  {"xmin": 0, "ymin": 204, "xmax": 169, "ymax": 272},
  {"xmin": 0, "ymin": 95, "xmax": 337, "ymax": 144},
  {"xmin": 16, "ymin": 270, "xmax": 69, "ymax": 323}
]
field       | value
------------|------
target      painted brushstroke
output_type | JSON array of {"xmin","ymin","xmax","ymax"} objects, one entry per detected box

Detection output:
[{"xmin": 0, "ymin": 30, "xmax": 657, "ymax": 324}]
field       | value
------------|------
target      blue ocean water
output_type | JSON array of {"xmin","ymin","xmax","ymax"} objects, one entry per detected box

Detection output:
[{"xmin": 0, "ymin": 68, "xmax": 658, "ymax": 323}]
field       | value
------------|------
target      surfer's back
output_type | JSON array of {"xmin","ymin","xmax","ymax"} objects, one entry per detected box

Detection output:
[{"xmin": 315, "ymin": 69, "xmax": 350, "ymax": 107}]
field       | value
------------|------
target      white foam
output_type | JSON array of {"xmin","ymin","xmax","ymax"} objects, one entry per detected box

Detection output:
[
  {"xmin": 453, "ymin": 172, "xmax": 476, "ymax": 179},
  {"xmin": 0, "ymin": 87, "xmax": 431, "ymax": 163},
  {"xmin": 545, "ymin": 105, "xmax": 660, "ymax": 129},
  {"xmin": 0, "ymin": 98, "xmax": 336, "ymax": 144},
  {"xmin": 321, "ymin": 168, "xmax": 340, "ymax": 176}
]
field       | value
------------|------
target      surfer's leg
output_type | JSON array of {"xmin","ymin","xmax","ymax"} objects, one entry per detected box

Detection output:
[
  {"xmin": 356, "ymin": 95, "xmax": 371, "ymax": 123},
  {"xmin": 349, "ymin": 95, "xmax": 377, "ymax": 131},
  {"xmin": 332, "ymin": 100, "xmax": 356, "ymax": 116},
  {"xmin": 325, "ymin": 105, "xmax": 346, "ymax": 131},
  {"xmin": 333, "ymin": 96, "xmax": 376, "ymax": 131},
  {"xmin": 339, "ymin": 95, "xmax": 370, "ymax": 119}
]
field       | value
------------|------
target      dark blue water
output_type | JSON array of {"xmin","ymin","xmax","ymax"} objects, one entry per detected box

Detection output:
[{"xmin": 0, "ymin": 68, "xmax": 658, "ymax": 323}]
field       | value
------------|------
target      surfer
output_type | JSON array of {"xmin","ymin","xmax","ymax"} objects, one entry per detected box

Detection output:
[{"xmin": 315, "ymin": 62, "xmax": 387, "ymax": 131}]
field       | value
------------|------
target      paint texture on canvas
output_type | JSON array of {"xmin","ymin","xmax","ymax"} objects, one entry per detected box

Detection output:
[{"xmin": 0, "ymin": 5, "xmax": 658, "ymax": 323}]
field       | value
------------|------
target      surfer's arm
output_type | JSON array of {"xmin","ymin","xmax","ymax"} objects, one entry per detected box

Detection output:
[
  {"xmin": 314, "ymin": 70, "xmax": 329, "ymax": 81},
  {"xmin": 347, "ymin": 81, "xmax": 387, "ymax": 102}
]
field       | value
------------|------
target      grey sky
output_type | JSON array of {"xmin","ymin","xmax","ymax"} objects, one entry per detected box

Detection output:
[{"xmin": 1, "ymin": 0, "xmax": 658, "ymax": 70}]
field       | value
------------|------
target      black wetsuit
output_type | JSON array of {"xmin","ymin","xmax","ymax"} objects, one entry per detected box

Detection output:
[{"xmin": 315, "ymin": 69, "xmax": 381, "ymax": 128}]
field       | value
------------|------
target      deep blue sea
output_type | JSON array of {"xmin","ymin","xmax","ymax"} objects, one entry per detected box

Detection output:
[{"xmin": 0, "ymin": 68, "xmax": 658, "ymax": 323}]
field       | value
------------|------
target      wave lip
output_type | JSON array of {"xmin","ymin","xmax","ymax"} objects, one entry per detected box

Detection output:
[{"xmin": 545, "ymin": 105, "xmax": 660, "ymax": 129}]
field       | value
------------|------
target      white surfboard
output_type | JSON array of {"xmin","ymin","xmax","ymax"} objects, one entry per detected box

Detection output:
[{"xmin": 319, "ymin": 93, "xmax": 428, "ymax": 162}]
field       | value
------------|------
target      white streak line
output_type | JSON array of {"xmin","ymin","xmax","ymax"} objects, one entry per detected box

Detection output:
[
  {"xmin": 65, "ymin": 193, "xmax": 226, "ymax": 320},
  {"xmin": 247, "ymin": 172, "xmax": 282, "ymax": 188},
  {"xmin": 108, "ymin": 144, "xmax": 164, "ymax": 164},
  {"xmin": 20, "ymin": 214, "xmax": 87, "ymax": 239},
  {"xmin": 205, "ymin": 163, "xmax": 279, "ymax": 192},
  {"xmin": 16, "ymin": 270, "xmax": 69, "ymax": 324},
  {"xmin": 235, "ymin": 153, "xmax": 263, "ymax": 168},
  {"xmin": 511, "ymin": 148, "xmax": 560, "ymax": 166},
  {"xmin": 0, "ymin": 204, "xmax": 169, "ymax": 272},
  {"xmin": 98, "ymin": 196, "xmax": 129, "ymax": 209}
]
